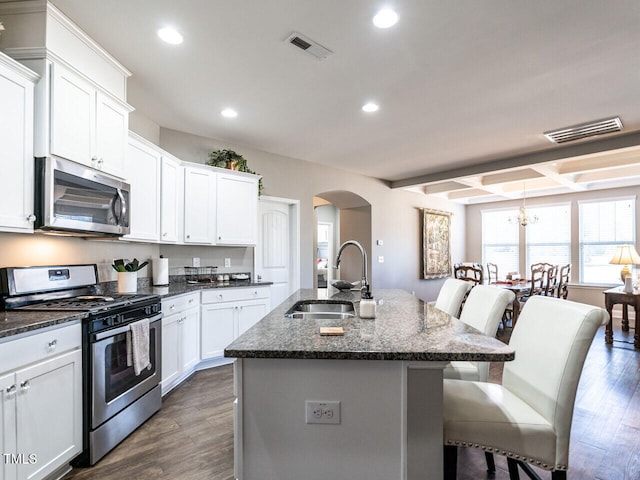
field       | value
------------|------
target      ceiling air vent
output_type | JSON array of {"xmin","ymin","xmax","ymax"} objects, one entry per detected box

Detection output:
[
  {"xmin": 286, "ymin": 32, "xmax": 332, "ymax": 60},
  {"xmin": 544, "ymin": 117, "xmax": 623, "ymax": 144}
]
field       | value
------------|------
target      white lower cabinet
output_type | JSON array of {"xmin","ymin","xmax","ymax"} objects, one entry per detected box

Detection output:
[
  {"xmin": 201, "ymin": 287, "xmax": 271, "ymax": 360},
  {"xmin": 161, "ymin": 292, "xmax": 200, "ymax": 395},
  {"xmin": 0, "ymin": 323, "xmax": 82, "ymax": 480}
]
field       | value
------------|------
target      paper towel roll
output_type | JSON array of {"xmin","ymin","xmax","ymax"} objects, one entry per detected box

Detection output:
[{"xmin": 152, "ymin": 257, "xmax": 169, "ymax": 286}]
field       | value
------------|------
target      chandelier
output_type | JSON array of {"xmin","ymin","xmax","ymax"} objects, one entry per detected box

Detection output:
[{"xmin": 508, "ymin": 183, "xmax": 538, "ymax": 227}]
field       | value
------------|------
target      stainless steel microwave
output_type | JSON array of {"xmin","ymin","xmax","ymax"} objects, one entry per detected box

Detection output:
[{"xmin": 34, "ymin": 156, "xmax": 130, "ymax": 236}]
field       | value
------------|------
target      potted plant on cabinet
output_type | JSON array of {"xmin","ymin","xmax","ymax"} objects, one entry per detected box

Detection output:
[{"xmin": 206, "ymin": 149, "xmax": 263, "ymax": 196}]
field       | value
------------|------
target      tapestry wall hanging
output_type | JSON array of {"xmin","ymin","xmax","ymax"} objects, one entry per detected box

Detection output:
[{"xmin": 422, "ymin": 208, "xmax": 452, "ymax": 279}]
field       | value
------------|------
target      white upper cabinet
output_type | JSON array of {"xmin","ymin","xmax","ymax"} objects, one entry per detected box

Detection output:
[
  {"xmin": 0, "ymin": 1, "xmax": 133, "ymax": 178},
  {"xmin": 95, "ymin": 91, "xmax": 129, "ymax": 177},
  {"xmin": 0, "ymin": 52, "xmax": 38, "ymax": 233},
  {"xmin": 160, "ymin": 154, "xmax": 183, "ymax": 243},
  {"xmin": 50, "ymin": 62, "xmax": 94, "ymax": 165},
  {"xmin": 216, "ymin": 173, "xmax": 259, "ymax": 245},
  {"xmin": 124, "ymin": 133, "xmax": 162, "ymax": 242},
  {"xmin": 184, "ymin": 166, "xmax": 217, "ymax": 244},
  {"xmin": 48, "ymin": 62, "xmax": 130, "ymax": 177}
]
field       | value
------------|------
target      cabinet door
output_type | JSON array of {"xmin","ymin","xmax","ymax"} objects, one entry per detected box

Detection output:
[
  {"xmin": 95, "ymin": 92, "xmax": 129, "ymax": 177},
  {"xmin": 161, "ymin": 313, "xmax": 181, "ymax": 393},
  {"xmin": 124, "ymin": 136, "xmax": 161, "ymax": 241},
  {"xmin": 15, "ymin": 349, "xmax": 82, "ymax": 480},
  {"xmin": 216, "ymin": 174, "xmax": 258, "ymax": 245},
  {"xmin": 50, "ymin": 63, "xmax": 95, "ymax": 166},
  {"xmin": 201, "ymin": 304, "xmax": 236, "ymax": 359},
  {"xmin": 237, "ymin": 301, "xmax": 269, "ymax": 336},
  {"xmin": 0, "ymin": 371, "xmax": 17, "ymax": 480},
  {"xmin": 0, "ymin": 63, "xmax": 35, "ymax": 233},
  {"xmin": 181, "ymin": 308, "xmax": 200, "ymax": 371},
  {"xmin": 160, "ymin": 156, "xmax": 182, "ymax": 243},
  {"xmin": 184, "ymin": 167, "xmax": 217, "ymax": 244}
]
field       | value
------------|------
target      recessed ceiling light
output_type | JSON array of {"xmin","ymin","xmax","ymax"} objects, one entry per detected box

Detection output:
[
  {"xmin": 362, "ymin": 102, "xmax": 379, "ymax": 113},
  {"xmin": 221, "ymin": 108, "xmax": 238, "ymax": 118},
  {"xmin": 373, "ymin": 9, "xmax": 398, "ymax": 28},
  {"xmin": 157, "ymin": 26, "xmax": 183, "ymax": 45}
]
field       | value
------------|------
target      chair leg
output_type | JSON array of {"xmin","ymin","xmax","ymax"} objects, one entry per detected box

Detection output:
[
  {"xmin": 507, "ymin": 458, "xmax": 521, "ymax": 480},
  {"xmin": 508, "ymin": 458, "xmax": 544, "ymax": 480},
  {"xmin": 485, "ymin": 451, "xmax": 496, "ymax": 476},
  {"xmin": 443, "ymin": 445, "xmax": 457, "ymax": 480},
  {"xmin": 551, "ymin": 471, "xmax": 567, "ymax": 480}
]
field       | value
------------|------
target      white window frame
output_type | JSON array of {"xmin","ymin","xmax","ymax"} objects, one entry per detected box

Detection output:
[{"xmin": 578, "ymin": 196, "xmax": 636, "ymax": 285}]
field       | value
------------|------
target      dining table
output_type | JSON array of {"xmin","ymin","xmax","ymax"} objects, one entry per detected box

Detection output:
[{"xmin": 488, "ymin": 280, "xmax": 532, "ymax": 326}]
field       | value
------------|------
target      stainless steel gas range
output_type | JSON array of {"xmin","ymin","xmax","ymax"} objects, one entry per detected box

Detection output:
[{"xmin": 0, "ymin": 264, "xmax": 162, "ymax": 466}]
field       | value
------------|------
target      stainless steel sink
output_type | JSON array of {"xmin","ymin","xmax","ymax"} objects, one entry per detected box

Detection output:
[{"xmin": 284, "ymin": 300, "xmax": 355, "ymax": 319}]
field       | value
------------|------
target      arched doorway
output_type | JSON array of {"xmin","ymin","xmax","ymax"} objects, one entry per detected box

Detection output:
[{"xmin": 313, "ymin": 191, "xmax": 372, "ymax": 289}]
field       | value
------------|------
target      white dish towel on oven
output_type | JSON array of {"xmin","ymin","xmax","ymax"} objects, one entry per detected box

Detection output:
[{"xmin": 126, "ymin": 318, "xmax": 150, "ymax": 375}]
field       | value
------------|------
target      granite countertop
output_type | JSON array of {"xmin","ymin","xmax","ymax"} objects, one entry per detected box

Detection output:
[
  {"xmin": 0, "ymin": 280, "xmax": 272, "ymax": 340},
  {"xmin": 0, "ymin": 310, "xmax": 87, "ymax": 340},
  {"xmin": 224, "ymin": 288, "xmax": 515, "ymax": 362}
]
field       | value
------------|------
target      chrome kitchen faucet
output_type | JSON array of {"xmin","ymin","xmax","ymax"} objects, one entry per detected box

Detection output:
[{"xmin": 335, "ymin": 240, "xmax": 369, "ymax": 298}]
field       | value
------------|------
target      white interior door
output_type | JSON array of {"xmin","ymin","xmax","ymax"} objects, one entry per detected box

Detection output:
[{"xmin": 256, "ymin": 197, "xmax": 300, "ymax": 309}]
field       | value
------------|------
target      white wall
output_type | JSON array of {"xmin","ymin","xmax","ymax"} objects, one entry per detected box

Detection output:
[{"xmin": 159, "ymin": 127, "xmax": 466, "ymax": 301}]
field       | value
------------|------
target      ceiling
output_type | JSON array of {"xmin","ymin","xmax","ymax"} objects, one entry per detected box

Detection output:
[{"xmin": 44, "ymin": 0, "xmax": 640, "ymax": 202}]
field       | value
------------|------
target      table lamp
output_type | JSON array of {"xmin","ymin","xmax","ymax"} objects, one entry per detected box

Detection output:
[{"xmin": 609, "ymin": 244, "xmax": 640, "ymax": 283}]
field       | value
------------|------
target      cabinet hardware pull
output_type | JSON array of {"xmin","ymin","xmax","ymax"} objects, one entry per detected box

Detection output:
[
  {"xmin": 186, "ymin": 235, "xmax": 191, "ymax": 239},
  {"xmin": 48, "ymin": 339, "xmax": 57, "ymax": 349},
  {"xmin": 163, "ymin": 232, "xmax": 168, "ymax": 237},
  {"xmin": 26, "ymin": 214, "xmax": 36, "ymax": 222},
  {"xmin": 20, "ymin": 380, "xmax": 30, "ymax": 391},
  {"xmin": 170, "ymin": 304, "xmax": 175, "ymax": 310},
  {"xmin": 6, "ymin": 384, "xmax": 17, "ymax": 395}
]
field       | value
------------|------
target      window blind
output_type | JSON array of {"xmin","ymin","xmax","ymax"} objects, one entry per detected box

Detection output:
[
  {"xmin": 579, "ymin": 198, "xmax": 635, "ymax": 284},
  {"xmin": 482, "ymin": 209, "xmax": 519, "ymax": 278}
]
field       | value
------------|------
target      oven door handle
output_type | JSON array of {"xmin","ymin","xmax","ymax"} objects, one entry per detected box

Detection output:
[{"xmin": 94, "ymin": 313, "xmax": 162, "ymax": 341}]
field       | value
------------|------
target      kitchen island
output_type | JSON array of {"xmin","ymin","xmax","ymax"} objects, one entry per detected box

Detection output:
[{"xmin": 225, "ymin": 288, "xmax": 514, "ymax": 480}]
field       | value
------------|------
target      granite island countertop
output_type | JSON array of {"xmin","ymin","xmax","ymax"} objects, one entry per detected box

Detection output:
[{"xmin": 224, "ymin": 288, "xmax": 515, "ymax": 362}]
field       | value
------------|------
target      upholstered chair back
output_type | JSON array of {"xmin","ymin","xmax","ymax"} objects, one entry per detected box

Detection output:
[
  {"xmin": 502, "ymin": 295, "xmax": 609, "ymax": 468},
  {"xmin": 434, "ymin": 278, "xmax": 473, "ymax": 317}
]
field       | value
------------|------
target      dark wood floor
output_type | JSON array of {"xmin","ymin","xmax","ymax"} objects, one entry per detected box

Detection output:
[{"xmin": 64, "ymin": 319, "xmax": 639, "ymax": 480}]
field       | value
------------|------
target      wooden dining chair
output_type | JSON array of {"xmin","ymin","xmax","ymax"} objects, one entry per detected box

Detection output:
[
  {"xmin": 556, "ymin": 264, "xmax": 571, "ymax": 299},
  {"xmin": 543, "ymin": 264, "xmax": 559, "ymax": 297},
  {"xmin": 453, "ymin": 263, "xmax": 484, "ymax": 285},
  {"xmin": 443, "ymin": 296, "xmax": 609, "ymax": 480},
  {"xmin": 522, "ymin": 263, "xmax": 546, "ymax": 301},
  {"xmin": 486, "ymin": 263, "xmax": 498, "ymax": 283}
]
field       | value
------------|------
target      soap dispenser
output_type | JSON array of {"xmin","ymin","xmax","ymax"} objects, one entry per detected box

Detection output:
[{"xmin": 359, "ymin": 288, "xmax": 377, "ymax": 319}]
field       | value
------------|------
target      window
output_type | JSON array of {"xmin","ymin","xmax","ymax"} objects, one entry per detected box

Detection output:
[
  {"xmin": 525, "ymin": 204, "xmax": 571, "ymax": 272},
  {"xmin": 482, "ymin": 209, "xmax": 519, "ymax": 278},
  {"xmin": 579, "ymin": 198, "xmax": 635, "ymax": 284}
]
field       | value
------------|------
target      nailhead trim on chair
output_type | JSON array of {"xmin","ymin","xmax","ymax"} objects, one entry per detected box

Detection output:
[{"xmin": 445, "ymin": 439, "xmax": 568, "ymax": 471}]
